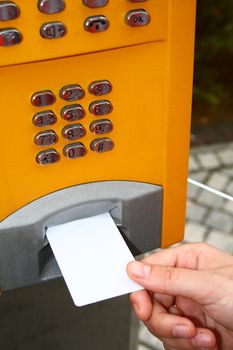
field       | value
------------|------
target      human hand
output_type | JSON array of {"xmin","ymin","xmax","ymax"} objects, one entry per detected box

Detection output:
[{"xmin": 127, "ymin": 243, "xmax": 233, "ymax": 350}]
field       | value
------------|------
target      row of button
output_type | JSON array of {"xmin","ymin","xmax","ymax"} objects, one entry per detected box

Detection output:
[
  {"xmin": 36, "ymin": 137, "xmax": 114, "ymax": 164},
  {"xmin": 0, "ymin": 1, "xmax": 148, "ymax": 20},
  {"xmin": 34, "ymin": 119, "xmax": 113, "ymax": 146},
  {"xmin": 0, "ymin": 10, "xmax": 150, "ymax": 45}
]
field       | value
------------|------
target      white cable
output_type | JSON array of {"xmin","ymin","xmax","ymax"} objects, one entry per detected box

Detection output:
[{"xmin": 188, "ymin": 178, "xmax": 233, "ymax": 202}]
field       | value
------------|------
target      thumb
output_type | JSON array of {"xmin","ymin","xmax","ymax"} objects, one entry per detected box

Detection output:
[{"xmin": 127, "ymin": 261, "xmax": 213, "ymax": 304}]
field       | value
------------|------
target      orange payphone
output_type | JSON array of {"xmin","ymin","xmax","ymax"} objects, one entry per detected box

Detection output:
[{"xmin": 0, "ymin": 0, "xmax": 196, "ymax": 290}]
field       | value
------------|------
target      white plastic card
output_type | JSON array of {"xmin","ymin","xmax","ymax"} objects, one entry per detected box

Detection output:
[{"xmin": 46, "ymin": 212, "xmax": 143, "ymax": 306}]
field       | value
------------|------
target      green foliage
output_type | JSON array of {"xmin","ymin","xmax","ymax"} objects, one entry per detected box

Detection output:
[{"xmin": 194, "ymin": 0, "xmax": 233, "ymax": 108}]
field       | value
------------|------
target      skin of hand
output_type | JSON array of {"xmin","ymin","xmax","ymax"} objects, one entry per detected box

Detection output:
[{"xmin": 127, "ymin": 243, "xmax": 233, "ymax": 350}]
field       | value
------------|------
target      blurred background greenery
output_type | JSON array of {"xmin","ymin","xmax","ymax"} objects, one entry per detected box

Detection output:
[{"xmin": 192, "ymin": 0, "xmax": 233, "ymax": 128}]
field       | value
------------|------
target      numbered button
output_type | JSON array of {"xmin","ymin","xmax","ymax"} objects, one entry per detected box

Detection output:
[
  {"xmin": 83, "ymin": 0, "xmax": 109, "ymax": 8},
  {"xmin": 34, "ymin": 130, "xmax": 58, "ymax": 146},
  {"xmin": 126, "ymin": 9, "xmax": 151, "ymax": 27},
  {"xmin": 33, "ymin": 110, "xmax": 57, "ymax": 127},
  {"xmin": 38, "ymin": 0, "xmax": 65, "ymax": 14},
  {"xmin": 31, "ymin": 90, "xmax": 56, "ymax": 107},
  {"xmin": 40, "ymin": 22, "xmax": 67, "ymax": 39},
  {"xmin": 63, "ymin": 143, "xmax": 87, "ymax": 159},
  {"xmin": 0, "ymin": 28, "xmax": 22, "ymax": 46},
  {"xmin": 89, "ymin": 100, "xmax": 113, "ymax": 116},
  {"xmin": 0, "ymin": 2, "xmax": 20, "ymax": 21},
  {"xmin": 90, "ymin": 138, "xmax": 114, "ymax": 153},
  {"xmin": 61, "ymin": 104, "xmax": 85, "ymax": 122},
  {"xmin": 59, "ymin": 84, "xmax": 85, "ymax": 102},
  {"xmin": 36, "ymin": 149, "xmax": 60, "ymax": 165},
  {"xmin": 90, "ymin": 119, "xmax": 113, "ymax": 135},
  {"xmin": 88, "ymin": 80, "xmax": 112, "ymax": 96},
  {"xmin": 62, "ymin": 124, "xmax": 86, "ymax": 141},
  {"xmin": 84, "ymin": 15, "xmax": 109, "ymax": 33}
]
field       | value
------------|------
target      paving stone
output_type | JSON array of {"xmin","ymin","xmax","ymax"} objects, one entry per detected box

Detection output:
[
  {"xmin": 197, "ymin": 190, "xmax": 224, "ymax": 209},
  {"xmin": 205, "ymin": 210, "xmax": 233, "ymax": 233},
  {"xmin": 139, "ymin": 323, "xmax": 164, "ymax": 349},
  {"xmin": 205, "ymin": 230, "xmax": 233, "ymax": 254},
  {"xmin": 226, "ymin": 182, "xmax": 233, "ymax": 196},
  {"xmin": 217, "ymin": 148, "xmax": 233, "ymax": 166},
  {"xmin": 224, "ymin": 200, "xmax": 233, "ymax": 214},
  {"xmin": 188, "ymin": 155, "xmax": 200, "ymax": 172},
  {"xmin": 223, "ymin": 168, "xmax": 233, "ymax": 178},
  {"xmin": 188, "ymin": 171, "xmax": 209, "ymax": 183},
  {"xmin": 187, "ymin": 182, "xmax": 200, "ymax": 200},
  {"xmin": 184, "ymin": 221, "xmax": 207, "ymax": 242},
  {"xmin": 197, "ymin": 152, "xmax": 221, "ymax": 170},
  {"xmin": 207, "ymin": 172, "xmax": 229, "ymax": 191},
  {"xmin": 186, "ymin": 200, "xmax": 208, "ymax": 222}
]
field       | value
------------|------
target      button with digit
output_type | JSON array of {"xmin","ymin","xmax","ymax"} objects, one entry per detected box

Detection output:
[
  {"xmin": 61, "ymin": 104, "xmax": 85, "ymax": 122},
  {"xmin": 90, "ymin": 119, "xmax": 113, "ymax": 135},
  {"xmin": 83, "ymin": 0, "xmax": 109, "ymax": 8},
  {"xmin": 38, "ymin": 0, "xmax": 65, "ymax": 14},
  {"xmin": 126, "ymin": 9, "xmax": 151, "ymax": 27},
  {"xmin": 89, "ymin": 100, "xmax": 113, "ymax": 116},
  {"xmin": 33, "ymin": 110, "xmax": 57, "ymax": 127},
  {"xmin": 59, "ymin": 84, "xmax": 85, "ymax": 102},
  {"xmin": 63, "ymin": 143, "xmax": 87, "ymax": 159},
  {"xmin": 90, "ymin": 138, "xmax": 114, "ymax": 153},
  {"xmin": 0, "ymin": 2, "xmax": 20, "ymax": 21},
  {"xmin": 62, "ymin": 124, "xmax": 86, "ymax": 141},
  {"xmin": 31, "ymin": 90, "xmax": 56, "ymax": 107},
  {"xmin": 34, "ymin": 130, "xmax": 58, "ymax": 146},
  {"xmin": 88, "ymin": 80, "xmax": 112, "ymax": 96},
  {"xmin": 0, "ymin": 28, "xmax": 22, "ymax": 46},
  {"xmin": 84, "ymin": 15, "xmax": 109, "ymax": 33},
  {"xmin": 36, "ymin": 149, "xmax": 60, "ymax": 165},
  {"xmin": 40, "ymin": 21, "xmax": 67, "ymax": 39}
]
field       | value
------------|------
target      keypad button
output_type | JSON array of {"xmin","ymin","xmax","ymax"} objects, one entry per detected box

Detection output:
[
  {"xmin": 38, "ymin": 0, "xmax": 65, "ymax": 14},
  {"xmin": 31, "ymin": 90, "xmax": 56, "ymax": 107},
  {"xmin": 128, "ymin": 0, "xmax": 148, "ymax": 2},
  {"xmin": 0, "ymin": 27, "xmax": 22, "ymax": 46},
  {"xmin": 62, "ymin": 124, "xmax": 86, "ymax": 141},
  {"xmin": 34, "ymin": 130, "xmax": 58, "ymax": 146},
  {"xmin": 36, "ymin": 149, "xmax": 60, "ymax": 165},
  {"xmin": 63, "ymin": 143, "xmax": 87, "ymax": 159},
  {"xmin": 88, "ymin": 80, "xmax": 112, "ymax": 96},
  {"xmin": 89, "ymin": 100, "xmax": 113, "ymax": 116},
  {"xmin": 126, "ymin": 9, "xmax": 151, "ymax": 27},
  {"xmin": 0, "ymin": 2, "xmax": 20, "ymax": 21},
  {"xmin": 59, "ymin": 84, "xmax": 85, "ymax": 102},
  {"xmin": 82, "ymin": 0, "xmax": 109, "ymax": 8},
  {"xmin": 84, "ymin": 15, "xmax": 109, "ymax": 33},
  {"xmin": 61, "ymin": 104, "xmax": 85, "ymax": 122},
  {"xmin": 90, "ymin": 138, "xmax": 114, "ymax": 153},
  {"xmin": 40, "ymin": 21, "xmax": 67, "ymax": 39},
  {"xmin": 33, "ymin": 110, "xmax": 57, "ymax": 127},
  {"xmin": 90, "ymin": 119, "xmax": 113, "ymax": 135}
]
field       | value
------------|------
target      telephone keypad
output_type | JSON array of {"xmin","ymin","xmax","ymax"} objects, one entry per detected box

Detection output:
[
  {"xmin": 36, "ymin": 149, "xmax": 60, "ymax": 165},
  {"xmin": 40, "ymin": 21, "xmax": 67, "ymax": 39},
  {"xmin": 34, "ymin": 130, "xmax": 58, "ymax": 146},
  {"xmin": 90, "ymin": 119, "xmax": 113, "ymax": 135},
  {"xmin": 62, "ymin": 124, "xmax": 86, "ymax": 141},
  {"xmin": 84, "ymin": 15, "xmax": 109, "ymax": 33},
  {"xmin": 83, "ymin": 0, "xmax": 109, "ymax": 8},
  {"xmin": 31, "ymin": 90, "xmax": 56, "ymax": 107},
  {"xmin": 88, "ymin": 80, "xmax": 112, "ymax": 96},
  {"xmin": 89, "ymin": 100, "xmax": 113, "ymax": 116},
  {"xmin": 0, "ymin": 1, "xmax": 20, "ymax": 21},
  {"xmin": 90, "ymin": 138, "xmax": 114, "ymax": 153},
  {"xmin": 63, "ymin": 143, "xmax": 87, "ymax": 159},
  {"xmin": 61, "ymin": 104, "xmax": 86, "ymax": 122},
  {"xmin": 126, "ymin": 9, "xmax": 151, "ymax": 27},
  {"xmin": 59, "ymin": 84, "xmax": 85, "ymax": 102},
  {"xmin": 38, "ymin": 0, "xmax": 65, "ymax": 14},
  {"xmin": 0, "ymin": 28, "xmax": 22, "ymax": 46},
  {"xmin": 33, "ymin": 110, "xmax": 57, "ymax": 127}
]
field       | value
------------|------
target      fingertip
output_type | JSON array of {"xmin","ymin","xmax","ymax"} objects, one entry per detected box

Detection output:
[
  {"xmin": 191, "ymin": 329, "xmax": 216, "ymax": 349},
  {"xmin": 129, "ymin": 290, "xmax": 152, "ymax": 321}
]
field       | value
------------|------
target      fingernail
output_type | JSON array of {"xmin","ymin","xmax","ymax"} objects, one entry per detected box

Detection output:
[
  {"xmin": 172, "ymin": 325, "xmax": 190, "ymax": 338},
  {"xmin": 130, "ymin": 261, "xmax": 151, "ymax": 279},
  {"xmin": 192, "ymin": 333, "xmax": 211, "ymax": 348}
]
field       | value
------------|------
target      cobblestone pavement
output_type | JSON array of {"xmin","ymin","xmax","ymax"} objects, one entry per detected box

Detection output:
[{"xmin": 137, "ymin": 141, "xmax": 233, "ymax": 350}]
